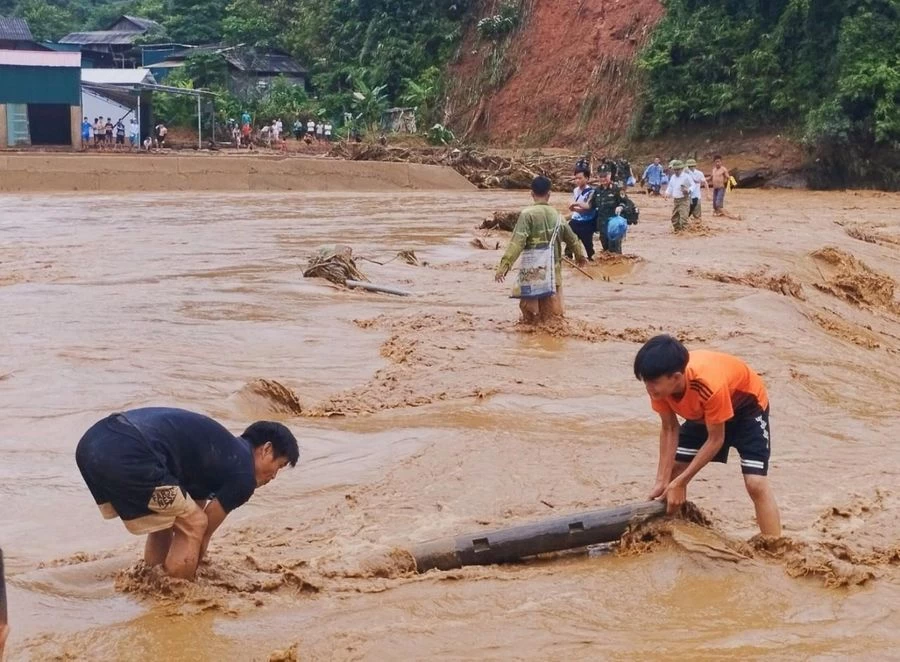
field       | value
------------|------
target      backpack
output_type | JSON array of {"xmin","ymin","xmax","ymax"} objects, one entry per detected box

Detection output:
[{"xmin": 620, "ymin": 195, "xmax": 639, "ymax": 225}]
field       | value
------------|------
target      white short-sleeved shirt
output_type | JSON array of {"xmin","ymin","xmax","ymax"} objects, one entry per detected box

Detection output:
[
  {"xmin": 689, "ymin": 169, "xmax": 705, "ymax": 198},
  {"xmin": 666, "ymin": 172, "xmax": 693, "ymax": 199}
]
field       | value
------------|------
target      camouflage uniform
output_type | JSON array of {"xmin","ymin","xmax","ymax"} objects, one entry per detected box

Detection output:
[{"xmin": 593, "ymin": 181, "xmax": 626, "ymax": 252}]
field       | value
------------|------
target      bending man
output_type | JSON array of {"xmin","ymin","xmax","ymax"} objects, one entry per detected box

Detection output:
[
  {"xmin": 76, "ymin": 407, "xmax": 300, "ymax": 578},
  {"xmin": 634, "ymin": 335, "xmax": 781, "ymax": 536}
]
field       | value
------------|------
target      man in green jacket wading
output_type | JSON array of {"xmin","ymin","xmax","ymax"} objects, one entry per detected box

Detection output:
[{"xmin": 495, "ymin": 176, "xmax": 588, "ymax": 324}]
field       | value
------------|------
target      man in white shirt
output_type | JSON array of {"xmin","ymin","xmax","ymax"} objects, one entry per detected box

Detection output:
[
  {"xmin": 324, "ymin": 122, "xmax": 333, "ymax": 141},
  {"xmin": 274, "ymin": 118, "xmax": 283, "ymax": 143},
  {"xmin": 129, "ymin": 117, "xmax": 139, "ymax": 149},
  {"xmin": 685, "ymin": 158, "xmax": 709, "ymax": 220},
  {"xmin": 307, "ymin": 119, "xmax": 315, "ymax": 138},
  {"xmin": 664, "ymin": 160, "xmax": 693, "ymax": 232}
]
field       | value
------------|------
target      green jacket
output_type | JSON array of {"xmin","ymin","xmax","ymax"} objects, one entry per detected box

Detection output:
[
  {"xmin": 497, "ymin": 202, "xmax": 586, "ymax": 282},
  {"xmin": 593, "ymin": 182, "xmax": 626, "ymax": 222}
]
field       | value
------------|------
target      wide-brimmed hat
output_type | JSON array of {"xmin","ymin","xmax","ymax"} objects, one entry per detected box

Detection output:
[
  {"xmin": 671, "ymin": 159, "xmax": 685, "ymax": 169},
  {"xmin": 685, "ymin": 158, "xmax": 697, "ymax": 167}
]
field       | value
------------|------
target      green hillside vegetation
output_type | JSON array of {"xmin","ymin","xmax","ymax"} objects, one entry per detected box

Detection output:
[
  {"xmin": 638, "ymin": 0, "xmax": 900, "ymax": 188},
  {"xmin": 1, "ymin": 0, "xmax": 896, "ymax": 187}
]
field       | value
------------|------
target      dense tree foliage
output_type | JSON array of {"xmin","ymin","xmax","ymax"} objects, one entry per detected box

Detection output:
[{"xmin": 638, "ymin": 0, "xmax": 900, "ymax": 186}]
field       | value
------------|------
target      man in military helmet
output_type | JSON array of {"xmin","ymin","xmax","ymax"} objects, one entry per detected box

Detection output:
[{"xmin": 593, "ymin": 168, "xmax": 627, "ymax": 252}]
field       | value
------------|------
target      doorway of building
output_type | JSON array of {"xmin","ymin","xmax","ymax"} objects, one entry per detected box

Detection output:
[{"xmin": 27, "ymin": 104, "xmax": 71, "ymax": 145}]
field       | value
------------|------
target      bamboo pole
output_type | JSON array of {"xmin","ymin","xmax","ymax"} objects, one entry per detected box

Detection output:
[
  {"xmin": 563, "ymin": 256, "xmax": 595, "ymax": 280},
  {"xmin": 412, "ymin": 500, "xmax": 665, "ymax": 573}
]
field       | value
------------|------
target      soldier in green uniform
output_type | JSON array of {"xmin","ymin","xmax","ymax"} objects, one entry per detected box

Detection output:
[
  {"xmin": 592, "ymin": 168, "xmax": 627, "ymax": 252},
  {"xmin": 496, "ymin": 176, "xmax": 588, "ymax": 324}
]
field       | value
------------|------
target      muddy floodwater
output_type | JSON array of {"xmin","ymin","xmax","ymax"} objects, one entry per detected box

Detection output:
[{"xmin": 2, "ymin": 187, "xmax": 900, "ymax": 660}]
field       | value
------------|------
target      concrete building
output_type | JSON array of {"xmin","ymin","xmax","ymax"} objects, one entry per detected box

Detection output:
[{"xmin": 0, "ymin": 49, "xmax": 82, "ymax": 149}]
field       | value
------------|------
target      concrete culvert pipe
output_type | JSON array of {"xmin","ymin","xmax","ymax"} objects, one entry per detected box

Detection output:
[{"xmin": 412, "ymin": 500, "xmax": 666, "ymax": 573}]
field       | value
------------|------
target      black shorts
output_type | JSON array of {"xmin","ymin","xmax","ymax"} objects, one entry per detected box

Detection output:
[
  {"xmin": 116, "ymin": 135, "xmax": 124, "ymax": 144},
  {"xmin": 676, "ymin": 408, "xmax": 771, "ymax": 475},
  {"xmin": 75, "ymin": 414, "xmax": 195, "ymax": 534}
]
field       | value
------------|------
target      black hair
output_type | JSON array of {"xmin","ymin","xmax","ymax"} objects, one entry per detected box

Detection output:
[
  {"xmin": 531, "ymin": 175, "xmax": 552, "ymax": 196},
  {"xmin": 713, "ymin": 154, "xmax": 722, "ymax": 160},
  {"xmin": 574, "ymin": 164, "xmax": 591, "ymax": 178},
  {"xmin": 633, "ymin": 334, "xmax": 690, "ymax": 380},
  {"xmin": 241, "ymin": 421, "xmax": 300, "ymax": 466}
]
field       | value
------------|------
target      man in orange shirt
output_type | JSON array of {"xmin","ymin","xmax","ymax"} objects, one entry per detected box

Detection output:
[{"xmin": 634, "ymin": 334, "xmax": 781, "ymax": 536}]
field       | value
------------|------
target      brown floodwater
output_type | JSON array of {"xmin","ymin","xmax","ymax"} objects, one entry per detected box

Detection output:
[{"xmin": 1, "ymin": 187, "xmax": 899, "ymax": 660}]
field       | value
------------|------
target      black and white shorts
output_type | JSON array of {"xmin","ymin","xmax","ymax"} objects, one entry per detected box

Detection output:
[
  {"xmin": 676, "ymin": 408, "xmax": 771, "ymax": 476},
  {"xmin": 76, "ymin": 414, "xmax": 197, "ymax": 534}
]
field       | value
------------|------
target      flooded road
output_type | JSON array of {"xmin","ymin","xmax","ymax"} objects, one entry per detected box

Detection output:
[{"xmin": 1, "ymin": 187, "xmax": 899, "ymax": 660}]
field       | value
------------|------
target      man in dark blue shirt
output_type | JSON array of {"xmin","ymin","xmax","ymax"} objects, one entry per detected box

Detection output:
[{"xmin": 76, "ymin": 408, "xmax": 299, "ymax": 579}]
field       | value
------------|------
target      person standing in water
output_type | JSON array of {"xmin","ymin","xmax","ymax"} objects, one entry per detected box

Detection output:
[
  {"xmin": 496, "ymin": 176, "xmax": 587, "ymax": 324},
  {"xmin": 686, "ymin": 158, "xmax": 709, "ymax": 220},
  {"xmin": 664, "ymin": 160, "xmax": 693, "ymax": 232},
  {"xmin": 642, "ymin": 157, "xmax": 665, "ymax": 196},
  {"xmin": 634, "ymin": 335, "xmax": 781, "ymax": 536},
  {"xmin": 592, "ymin": 167, "xmax": 627, "ymax": 252},
  {"xmin": 710, "ymin": 155, "xmax": 731, "ymax": 216},
  {"xmin": 567, "ymin": 163, "xmax": 598, "ymax": 260},
  {"xmin": 76, "ymin": 408, "xmax": 300, "ymax": 579}
]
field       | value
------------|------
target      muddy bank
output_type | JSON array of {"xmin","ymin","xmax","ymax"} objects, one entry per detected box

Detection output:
[
  {"xmin": 329, "ymin": 142, "xmax": 808, "ymax": 191},
  {"xmin": 0, "ymin": 154, "xmax": 474, "ymax": 193}
]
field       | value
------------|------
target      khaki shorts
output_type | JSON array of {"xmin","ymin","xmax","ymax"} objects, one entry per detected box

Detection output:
[{"xmin": 99, "ymin": 486, "xmax": 198, "ymax": 535}]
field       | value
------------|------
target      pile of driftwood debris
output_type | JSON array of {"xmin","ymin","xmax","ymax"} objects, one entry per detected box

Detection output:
[
  {"xmin": 477, "ymin": 211, "xmax": 519, "ymax": 231},
  {"xmin": 328, "ymin": 143, "xmax": 576, "ymax": 190},
  {"xmin": 303, "ymin": 245, "xmax": 368, "ymax": 285}
]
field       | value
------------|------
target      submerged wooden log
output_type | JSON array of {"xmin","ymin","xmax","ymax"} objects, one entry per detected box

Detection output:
[
  {"xmin": 412, "ymin": 500, "xmax": 665, "ymax": 573},
  {"xmin": 345, "ymin": 279, "xmax": 413, "ymax": 296}
]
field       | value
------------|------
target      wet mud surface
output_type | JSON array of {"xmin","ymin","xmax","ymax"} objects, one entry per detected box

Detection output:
[{"xmin": 1, "ymin": 188, "xmax": 900, "ymax": 660}]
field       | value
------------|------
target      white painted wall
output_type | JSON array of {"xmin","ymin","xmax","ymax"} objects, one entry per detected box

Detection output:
[{"xmin": 81, "ymin": 87, "xmax": 134, "ymax": 125}]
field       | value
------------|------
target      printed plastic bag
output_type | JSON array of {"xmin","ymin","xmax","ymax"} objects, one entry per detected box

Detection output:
[{"xmin": 511, "ymin": 218, "xmax": 561, "ymax": 299}]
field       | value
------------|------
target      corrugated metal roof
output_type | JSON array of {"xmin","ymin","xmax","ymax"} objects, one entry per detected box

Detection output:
[
  {"xmin": 0, "ymin": 17, "xmax": 33, "ymax": 41},
  {"xmin": 82, "ymin": 67, "xmax": 156, "ymax": 84},
  {"xmin": 162, "ymin": 45, "xmax": 307, "ymax": 75},
  {"xmin": 59, "ymin": 31, "xmax": 142, "ymax": 45},
  {"xmin": 0, "ymin": 48, "xmax": 80, "ymax": 67},
  {"xmin": 148, "ymin": 59, "xmax": 183, "ymax": 69},
  {"xmin": 224, "ymin": 51, "xmax": 307, "ymax": 75},
  {"xmin": 117, "ymin": 15, "xmax": 161, "ymax": 32}
]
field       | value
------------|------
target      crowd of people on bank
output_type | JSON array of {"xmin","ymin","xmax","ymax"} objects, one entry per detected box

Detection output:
[{"xmin": 228, "ymin": 112, "xmax": 340, "ymax": 150}]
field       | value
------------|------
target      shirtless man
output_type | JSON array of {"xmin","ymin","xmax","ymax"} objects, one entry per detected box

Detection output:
[{"xmin": 76, "ymin": 407, "xmax": 300, "ymax": 578}]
